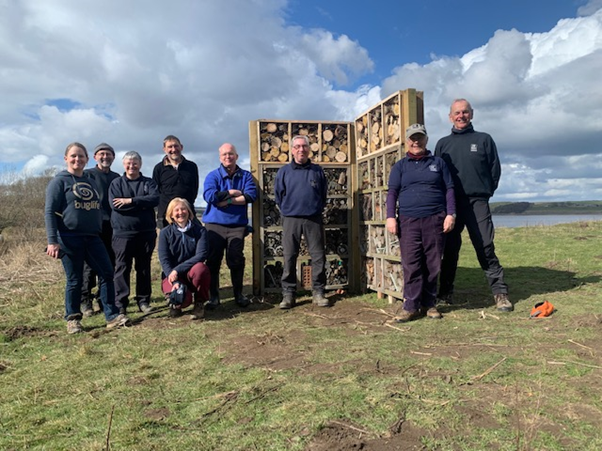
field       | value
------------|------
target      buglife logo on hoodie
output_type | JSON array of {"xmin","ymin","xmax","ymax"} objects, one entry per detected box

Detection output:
[{"xmin": 72, "ymin": 182, "xmax": 100, "ymax": 211}]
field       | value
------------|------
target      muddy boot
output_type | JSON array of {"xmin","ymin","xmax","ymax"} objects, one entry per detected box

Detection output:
[
  {"xmin": 231, "ymin": 266, "xmax": 250, "ymax": 307},
  {"xmin": 191, "ymin": 294, "xmax": 205, "ymax": 320}
]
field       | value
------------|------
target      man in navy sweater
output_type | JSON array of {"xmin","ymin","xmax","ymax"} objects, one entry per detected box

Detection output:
[
  {"xmin": 81, "ymin": 143, "xmax": 120, "ymax": 317},
  {"xmin": 274, "ymin": 135, "xmax": 329, "ymax": 309},
  {"xmin": 435, "ymin": 99, "xmax": 511, "ymax": 312},
  {"xmin": 203, "ymin": 143, "xmax": 257, "ymax": 308}
]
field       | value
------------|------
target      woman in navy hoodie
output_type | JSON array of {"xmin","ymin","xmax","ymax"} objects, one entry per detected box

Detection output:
[{"xmin": 45, "ymin": 142, "xmax": 130, "ymax": 334}]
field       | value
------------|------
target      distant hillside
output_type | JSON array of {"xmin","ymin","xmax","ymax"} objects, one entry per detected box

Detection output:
[{"xmin": 490, "ymin": 200, "xmax": 602, "ymax": 215}]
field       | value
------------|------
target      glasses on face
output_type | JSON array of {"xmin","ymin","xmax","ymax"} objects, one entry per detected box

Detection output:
[
  {"xmin": 408, "ymin": 134, "xmax": 426, "ymax": 142},
  {"xmin": 293, "ymin": 144, "xmax": 309, "ymax": 149}
]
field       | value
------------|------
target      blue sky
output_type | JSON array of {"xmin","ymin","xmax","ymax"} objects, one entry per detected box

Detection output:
[{"xmin": 1, "ymin": 0, "xmax": 601, "ymax": 202}]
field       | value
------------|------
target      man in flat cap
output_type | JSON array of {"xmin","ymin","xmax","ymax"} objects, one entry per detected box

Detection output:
[{"xmin": 81, "ymin": 143, "xmax": 120, "ymax": 316}]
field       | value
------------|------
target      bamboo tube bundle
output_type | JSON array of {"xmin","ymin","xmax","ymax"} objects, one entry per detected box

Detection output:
[{"xmin": 260, "ymin": 122, "xmax": 289, "ymax": 162}]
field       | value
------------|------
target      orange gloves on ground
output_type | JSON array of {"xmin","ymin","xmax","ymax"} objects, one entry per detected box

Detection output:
[{"xmin": 530, "ymin": 300, "xmax": 555, "ymax": 318}]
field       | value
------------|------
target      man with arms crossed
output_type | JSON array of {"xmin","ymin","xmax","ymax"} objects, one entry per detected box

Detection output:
[{"xmin": 203, "ymin": 143, "xmax": 257, "ymax": 309}]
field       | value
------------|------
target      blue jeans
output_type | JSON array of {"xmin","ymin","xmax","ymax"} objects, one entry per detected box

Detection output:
[{"xmin": 58, "ymin": 234, "xmax": 120, "ymax": 321}]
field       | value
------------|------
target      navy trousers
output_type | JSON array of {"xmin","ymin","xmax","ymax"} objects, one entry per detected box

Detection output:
[{"xmin": 399, "ymin": 212, "xmax": 446, "ymax": 312}]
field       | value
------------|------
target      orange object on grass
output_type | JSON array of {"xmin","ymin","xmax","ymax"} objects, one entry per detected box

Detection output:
[{"xmin": 530, "ymin": 300, "xmax": 555, "ymax": 318}]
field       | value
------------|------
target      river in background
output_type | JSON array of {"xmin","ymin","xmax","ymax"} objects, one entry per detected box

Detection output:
[{"xmin": 492, "ymin": 214, "xmax": 602, "ymax": 228}]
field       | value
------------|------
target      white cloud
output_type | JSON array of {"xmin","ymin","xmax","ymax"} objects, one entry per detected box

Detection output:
[
  {"xmin": 0, "ymin": 0, "xmax": 601, "ymax": 203},
  {"xmin": 382, "ymin": 8, "xmax": 602, "ymax": 201}
]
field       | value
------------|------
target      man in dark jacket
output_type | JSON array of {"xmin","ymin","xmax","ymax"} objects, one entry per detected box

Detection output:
[
  {"xmin": 152, "ymin": 135, "xmax": 199, "ymax": 228},
  {"xmin": 81, "ymin": 143, "xmax": 119, "ymax": 316},
  {"xmin": 274, "ymin": 135, "xmax": 329, "ymax": 309},
  {"xmin": 435, "ymin": 98, "xmax": 511, "ymax": 312},
  {"xmin": 110, "ymin": 151, "xmax": 160, "ymax": 314}
]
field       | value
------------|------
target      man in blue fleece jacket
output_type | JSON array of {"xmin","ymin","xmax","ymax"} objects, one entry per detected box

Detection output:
[
  {"xmin": 435, "ymin": 99, "xmax": 511, "ymax": 312},
  {"xmin": 274, "ymin": 135, "xmax": 329, "ymax": 309},
  {"xmin": 203, "ymin": 143, "xmax": 257, "ymax": 308}
]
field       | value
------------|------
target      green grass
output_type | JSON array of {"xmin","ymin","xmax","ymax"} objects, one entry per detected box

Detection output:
[{"xmin": 1, "ymin": 222, "xmax": 602, "ymax": 450}]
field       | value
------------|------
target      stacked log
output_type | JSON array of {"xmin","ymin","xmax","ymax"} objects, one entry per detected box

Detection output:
[
  {"xmin": 322, "ymin": 124, "xmax": 349, "ymax": 162},
  {"xmin": 325, "ymin": 168, "xmax": 348, "ymax": 195},
  {"xmin": 369, "ymin": 107, "xmax": 382, "ymax": 154},
  {"xmin": 360, "ymin": 194, "xmax": 372, "ymax": 222},
  {"xmin": 362, "ymin": 257, "xmax": 375, "ymax": 287},
  {"xmin": 264, "ymin": 231, "xmax": 284, "ymax": 257},
  {"xmin": 262, "ymin": 197, "xmax": 281, "ymax": 227},
  {"xmin": 325, "ymin": 259, "xmax": 348, "ymax": 286},
  {"xmin": 355, "ymin": 115, "xmax": 369, "ymax": 158},
  {"xmin": 370, "ymin": 226, "xmax": 387, "ymax": 255},
  {"xmin": 384, "ymin": 96, "xmax": 401, "ymax": 147},
  {"xmin": 260, "ymin": 122, "xmax": 289, "ymax": 162},
  {"xmin": 323, "ymin": 198, "xmax": 348, "ymax": 225},
  {"xmin": 383, "ymin": 260, "xmax": 403, "ymax": 295}
]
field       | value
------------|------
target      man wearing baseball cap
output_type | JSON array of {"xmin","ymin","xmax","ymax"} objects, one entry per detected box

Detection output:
[{"xmin": 81, "ymin": 143, "xmax": 120, "ymax": 316}]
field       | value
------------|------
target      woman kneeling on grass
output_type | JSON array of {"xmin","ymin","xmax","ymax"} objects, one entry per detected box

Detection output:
[
  {"xmin": 45, "ymin": 142, "xmax": 130, "ymax": 334},
  {"xmin": 158, "ymin": 198, "xmax": 210, "ymax": 319}
]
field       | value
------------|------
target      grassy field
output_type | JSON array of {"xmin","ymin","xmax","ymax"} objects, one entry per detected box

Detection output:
[{"xmin": 1, "ymin": 222, "xmax": 601, "ymax": 450}]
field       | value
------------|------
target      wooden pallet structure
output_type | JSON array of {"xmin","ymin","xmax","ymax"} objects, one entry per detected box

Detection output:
[
  {"xmin": 249, "ymin": 88, "xmax": 424, "ymax": 301},
  {"xmin": 249, "ymin": 120, "xmax": 353, "ymax": 295}
]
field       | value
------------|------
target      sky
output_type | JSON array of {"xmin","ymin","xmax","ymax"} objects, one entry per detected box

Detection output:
[{"xmin": 1, "ymin": 0, "xmax": 601, "ymax": 203}]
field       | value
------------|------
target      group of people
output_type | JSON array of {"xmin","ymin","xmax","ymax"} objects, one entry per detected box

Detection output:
[
  {"xmin": 45, "ymin": 97, "xmax": 511, "ymax": 334},
  {"xmin": 387, "ymin": 98, "xmax": 510, "ymax": 322},
  {"xmin": 45, "ymin": 136, "xmax": 257, "ymax": 334}
]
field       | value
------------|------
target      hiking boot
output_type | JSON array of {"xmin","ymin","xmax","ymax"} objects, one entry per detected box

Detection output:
[
  {"xmin": 312, "ymin": 290, "xmax": 330, "ymax": 307},
  {"xmin": 139, "ymin": 303, "xmax": 153, "ymax": 314},
  {"xmin": 437, "ymin": 293, "xmax": 454, "ymax": 305},
  {"xmin": 279, "ymin": 293, "xmax": 296, "ymax": 310},
  {"xmin": 190, "ymin": 301, "xmax": 204, "ymax": 320},
  {"xmin": 234, "ymin": 294, "xmax": 251, "ymax": 308},
  {"xmin": 168, "ymin": 306, "xmax": 183, "ymax": 318},
  {"xmin": 106, "ymin": 313, "xmax": 131, "ymax": 330},
  {"xmin": 495, "ymin": 293, "xmax": 513, "ymax": 312},
  {"xmin": 205, "ymin": 296, "xmax": 220, "ymax": 310},
  {"xmin": 67, "ymin": 319, "xmax": 83, "ymax": 334},
  {"xmin": 424, "ymin": 307, "xmax": 443, "ymax": 319},
  {"xmin": 81, "ymin": 300, "xmax": 94, "ymax": 318},
  {"xmin": 394, "ymin": 309, "xmax": 420, "ymax": 323}
]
